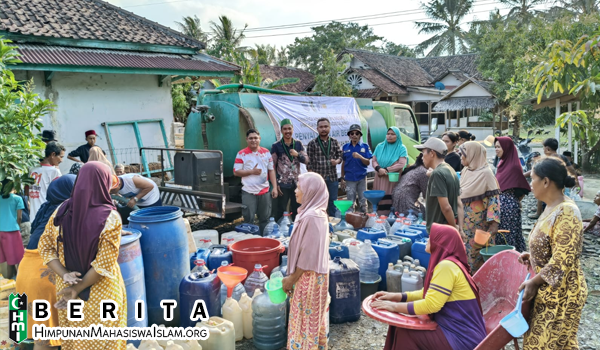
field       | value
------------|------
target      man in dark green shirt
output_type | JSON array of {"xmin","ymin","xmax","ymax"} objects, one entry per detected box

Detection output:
[{"xmin": 415, "ymin": 138, "xmax": 464, "ymax": 239}]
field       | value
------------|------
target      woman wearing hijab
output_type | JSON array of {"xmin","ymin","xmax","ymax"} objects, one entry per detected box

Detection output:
[
  {"xmin": 459, "ymin": 141, "xmax": 501, "ymax": 273},
  {"xmin": 38, "ymin": 162, "xmax": 127, "ymax": 350},
  {"xmin": 372, "ymin": 127, "xmax": 408, "ymax": 215},
  {"xmin": 89, "ymin": 146, "xmax": 115, "ymax": 174},
  {"xmin": 372, "ymin": 223, "xmax": 487, "ymax": 350},
  {"xmin": 16, "ymin": 175, "xmax": 76, "ymax": 349},
  {"xmin": 392, "ymin": 153, "xmax": 428, "ymax": 217},
  {"xmin": 494, "ymin": 137, "xmax": 531, "ymax": 252},
  {"xmin": 282, "ymin": 172, "xmax": 330, "ymax": 350}
]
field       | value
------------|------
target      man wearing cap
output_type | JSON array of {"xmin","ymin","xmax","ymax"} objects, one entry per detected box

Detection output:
[
  {"xmin": 341, "ymin": 124, "xmax": 372, "ymax": 213},
  {"xmin": 39, "ymin": 130, "xmax": 58, "ymax": 144},
  {"xmin": 271, "ymin": 119, "xmax": 308, "ymax": 221},
  {"xmin": 67, "ymin": 130, "xmax": 104, "ymax": 163},
  {"xmin": 414, "ymin": 138, "xmax": 464, "ymax": 238}
]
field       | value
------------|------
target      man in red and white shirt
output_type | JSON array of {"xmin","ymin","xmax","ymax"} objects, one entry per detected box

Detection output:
[
  {"xmin": 234, "ymin": 129, "xmax": 278, "ymax": 235},
  {"xmin": 29, "ymin": 142, "xmax": 64, "ymax": 222}
]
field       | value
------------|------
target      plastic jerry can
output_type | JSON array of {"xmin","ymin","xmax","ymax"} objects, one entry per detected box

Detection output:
[
  {"xmin": 379, "ymin": 236, "xmax": 412, "ymax": 259},
  {"xmin": 356, "ymin": 227, "xmax": 387, "ymax": 242},
  {"xmin": 329, "ymin": 241, "xmax": 350, "ymax": 260},
  {"xmin": 401, "ymin": 270, "xmax": 424, "ymax": 293},
  {"xmin": 414, "ymin": 266, "xmax": 427, "ymax": 279},
  {"xmin": 372, "ymin": 239, "xmax": 400, "ymax": 290},
  {"xmin": 335, "ymin": 229, "xmax": 357, "ymax": 242},
  {"xmin": 192, "ymin": 230, "xmax": 219, "ymax": 246},
  {"xmin": 328, "ymin": 257, "xmax": 361, "ymax": 324},
  {"xmin": 244, "ymin": 264, "xmax": 269, "ymax": 297},
  {"xmin": 393, "ymin": 228, "xmax": 423, "ymax": 243},
  {"xmin": 239, "ymin": 293, "xmax": 254, "ymax": 339},
  {"xmin": 386, "ymin": 263, "xmax": 403, "ymax": 293},
  {"xmin": 222, "ymin": 297, "xmax": 243, "ymax": 341},
  {"xmin": 138, "ymin": 339, "xmax": 164, "ymax": 350},
  {"xmin": 189, "ymin": 248, "xmax": 210, "ymax": 270},
  {"xmin": 196, "ymin": 316, "xmax": 235, "ymax": 350},
  {"xmin": 180, "ymin": 270, "xmax": 221, "ymax": 327},
  {"xmin": 408, "ymin": 224, "xmax": 428, "ymax": 238},
  {"xmin": 207, "ymin": 245, "xmax": 232, "ymax": 270},
  {"xmin": 235, "ymin": 223, "xmax": 260, "ymax": 235},
  {"xmin": 411, "ymin": 239, "xmax": 431, "ymax": 269},
  {"xmin": 221, "ymin": 231, "xmax": 243, "ymax": 244},
  {"xmin": 252, "ymin": 291, "xmax": 287, "ymax": 350},
  {"xmin": 165, "ymin": 341, "xmax": 184, "ymax": 350}
]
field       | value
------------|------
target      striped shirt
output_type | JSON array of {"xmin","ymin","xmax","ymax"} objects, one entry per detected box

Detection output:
[{"xmin": 233, "ymin": 147, "xmax": 274, "ymax": 195}]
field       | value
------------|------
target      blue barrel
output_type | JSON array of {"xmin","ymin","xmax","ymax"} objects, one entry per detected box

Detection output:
[
  {"xmin": 128, "ymin": 206, "xmax": 189, "ymax": 326},
  {"xmin": 393, "ymin": 229, "xmax": 423, "ymax": 243},
  {"xmin": 412, "ymin": 238, "xmax": 431, "ymax": 269},
  {"xmin": 118, "ymin": 228, "xmax": 147, "ymax": 347},
  {"xmin": 356, "ymin": 228, "xmax": 387, "ymax": 242},
  {"xmin": 372, "ymin": 240, "xmax": 400, "ymax": 291},
  {"xmin": 190, "ymin": 248, "xmax": 211, "ymax": 270},
  {"xmin": 235, "ymin": 223, "xmax": 260, "ymax": 235},
  {"xmin": 180, "ymin": 271, "xmax": 222, "ymax": 327},
  {"xmin": 329, "ymin": 242, "xmax": 350, "ymax": 260},
  {"xmin": 207, "ymin": 244, "xmax": 232, "ymax": 270},
  {"xmin": 408, "ymin": 225, "xmax": 428, "ymax": 238}
]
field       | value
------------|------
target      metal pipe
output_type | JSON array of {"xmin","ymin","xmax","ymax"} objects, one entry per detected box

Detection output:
[
  {"xmin": 197, "ymin": 89, "xmax": 222, "ymax": 105},
  {"xmin": 216, "ymin": 83, "xmax": 300, "ymax": 96}
]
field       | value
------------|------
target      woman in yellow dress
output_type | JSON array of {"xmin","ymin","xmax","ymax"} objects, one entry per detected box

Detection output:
[
  {"xmin": 38, "ymin": 161, "xmax": 127, "ymax": 350},
  {"xmin": 518, "ymin": 157, "xmax": 588, "ymax": 350}
]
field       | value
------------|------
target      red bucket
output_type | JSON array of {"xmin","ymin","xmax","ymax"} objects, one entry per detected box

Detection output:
[{"xmin": 229, "ymin": 238, "xmax": 285, "ymax": 281}]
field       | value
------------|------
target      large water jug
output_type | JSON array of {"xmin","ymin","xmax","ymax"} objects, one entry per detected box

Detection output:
[
  {"xmin": 394, "ymin": 228, "xmax": 423, "ymax": 243},
  {"xmin": 219, "ymin": 262, "xmax": 245, "ymax": 306},
  {"xmin": 372, "ymin": 219, "xmax": 386, "ymax": 233},
  {"xmin": 389, "ymin": 219, "xmax": 405, "ymax": 236},
  {"xmin": 379, "ymin": 236, "xmax": 412, "ymax": 260},
  {"xmin": 379, "ymin": 216, "xmax": 392, "ymax": 234},
  {"xmin": 280, "ymin": 255, "xmax": 288, "ymax": 276},
  {"xmin": 401, "ymin": 270, "xmax": 424, "ymax": 293},
  {"xmin": 342, "ymin": 239, "xmax": 362, "ymax": 261},
  {"xmin": 414, "ymin": 266, "xmax": 427, "ymax": 279},
  {"xmin": 239, "ymin": 293, "xmax": 254, "ymax": 339},
  {"xmin": 244, "ymin": 264, "xmax": 268, "ymax": 297},
  {"xmin": 252, "ymin": 292, "xmax": 287, "ymax": 350},
  {"xmin": 329, "ymin": 241, "xmax": 350, "ymax": 260},
  {"xmin": 407, "ymin": 209, "xmax": 417, "ymax": 225},
  {"xmin": 221, "ymin": 231, "xmax": 244, "ymax": 244},
  {"xmin": 328, "ymin": 257, "xmax": 361, "ymax": 323},
  {"xmin": 179, "ymin": 270, "xmax": 221, "ymax": 327},
  {"xmin": 372, "ymin": 239, "xmax": 400, "ymax": 290},
  {"xmin": 365, "ymin": 213, "xmax": 377, "ymax": 228},
  {"xmin": 278, "ymin": 212, "xmax": 292, "ymax": 233},
  {"xmin": 353, "ymin": 240, "xmax": 380, "ymax": 283},
  {"xmin": 189, "ymin": 248, "xmax": 210, "ymax": 270},
  {"xmin": 356, "ymin": 227, "xmax": 387, "ymax": 242},
  {"xmin": 266, "ymin": 224, "xmax": 282, "ymax": 239},
  {"xmin": 408, "ymin": 224, "xmax": 428, "ymax": 238},
  {"xmin": 196, "ymin": 316, "xmax": 235, "ymax": 350},
  {"xmin": 263, "ymin": 217, "xmax": 277, "ymax": 236},
  {"xmin": 222, "ymin": 296, "xmax": 243, "ymax": 341},
  {"xmin": 207, "ymin": 245, "xmax": 233, "ymax": 270},
  {"xmin": 191, "ymin": 259, "xmax": 209, "ymax": 274},
  {"xmin": 192, "ymin": 229, "xmax": 219, "ymax": 247},
  {"xmin": 197, "ymin": 238, "xmax": 213, "ymax": 249},
  {"xmin": 386, "ymin": 263, "xmax": 403, "ymax": 293}
]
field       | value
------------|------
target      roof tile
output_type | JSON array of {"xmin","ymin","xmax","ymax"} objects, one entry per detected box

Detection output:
[{"xmin": 259, "ymin": 65, "xmax": 315, "ymax": 93}]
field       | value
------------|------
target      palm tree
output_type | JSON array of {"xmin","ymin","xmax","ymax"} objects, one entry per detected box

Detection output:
[
  {"xmin": 175, "ymin": 15, "xmax": 208, "ymax": 42},
  {"xmin": 209, "ymin": 15, "xmax": 247, "ymax": 47},
  {"xmin": 554, "ymin": 0, "xmax": 599, "ymax": 14},
  {"xmin": 415, "ymin": 0, "xmax": 474, "ymax": 57},
  {"xmin": 252, "ymin": 44, "xmax": 277, "ymax": 65},
  {"xmin": 499, "ymin": 0, "xmax": 548, "ymax": 23}
]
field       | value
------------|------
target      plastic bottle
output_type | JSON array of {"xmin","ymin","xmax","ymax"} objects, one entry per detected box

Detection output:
[
  {"xmin": 239, "ymin": 293, "xmax": 254, "ymax": 339},
  {"xmin": 407, "ymin": 210, "xmax": 417, "ymax": 225},
  {"xmin": 263, "ymin": 217, "xmax": 277, "ymax": 236},
  {"xmin": 379, "ymin": 216, "xmax": 391, "ymax": 234},
  {"xmin": 191, "ymin": 259, "xmax": 209, "ymax": 274},
  {"xmin": 372, "ymin": 219, "xmax": 386, "ymax": 233},
  {"xmin": 244, "ymin": 264, "xmax": 268, "ymax": 297},
  {"xmin": 222, "ymin": 297, "xmax": 243, "ymax": 341},
  {"xmin": 390, "ymin": 219, "xmax": 405, "ymax": 236},
  {"xmin": 252, "ymin": 292, "xmax": 287, "ymax": 350},
  {"xmin": 353, "ymin": 240, "xmax": 380, "ymax": 283},
  {"xmin": 388, "ymin": 208, "xmax": 397, "ymax": 221},
  {"xmin": 401, "ymin": 270, "xmax": 424, "ymax": 293},
  {"xmin": 345, "ymin": 240, "xmax": 362, "ymax": 261},
  {"xmin": 386, "ymin": 263, "xmax": 403, "ymax": 293},
  {"xmin": 365, "ymin": 213, "xmax": 377, "ymax": 228}
]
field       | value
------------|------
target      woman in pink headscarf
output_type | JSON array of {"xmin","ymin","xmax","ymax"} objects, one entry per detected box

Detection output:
[{"xmin": 283, "ymin": 172, "xmax": 330, "ymax": 350}]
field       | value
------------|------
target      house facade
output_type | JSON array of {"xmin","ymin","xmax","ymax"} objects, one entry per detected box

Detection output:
[{"xmin": 0, "ymin": 0, "xmax": 239, "ymax": 174}]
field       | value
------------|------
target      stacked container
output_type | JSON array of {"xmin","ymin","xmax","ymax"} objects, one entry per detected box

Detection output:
[
  {"xmin": 328, "ymin": 257, "xmax": 361, "ymax": 323},
  {"xmin": 252, "ymin": 292, "xmax": 287, "ymax": 350}
]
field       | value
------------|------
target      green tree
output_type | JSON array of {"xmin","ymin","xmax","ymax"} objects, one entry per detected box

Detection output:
[
  {"xmin": 209, "ymin": 15, "xmax": 247, "ymax": 47},
  {"xmin": 499, "ymin": 0, "xmax": 548, "ymax": 23},
  {"xmin": 275, "ymin": 46, "xmax": 290, "ymax": 66},
  {"xmin": 175, "ymin": 15, "xmax": 208, "ymax": 42},
  {"xmin": 252, "ymin": 44, "xmax": 277, "ymax": 65},
  {"xmin": 415, "ymin": 0, "xmax": 473, "ymax": 56},
  {"xmin": 171, "ymin": 82, "xmax": 194, "ymax": 124},
  {"xmin": 286, "ymin": 21, "xmax": 382, "ymax": 74},
  {"xmin": 0, "ymin": 38, "xmax": 54, "ymax": 194},
  {"xmin": 313, "ymin": 50, "xmax": 352, "ymax": 96},
  {"xmin": 552, "ymin": 0, "xmax": 599, "ymax": 15},
  {"xmin": 380, "ymin": 41, "xmax": 417, "ymax": 57}
]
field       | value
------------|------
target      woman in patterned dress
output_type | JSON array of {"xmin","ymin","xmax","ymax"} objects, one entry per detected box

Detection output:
[
  {"xmin": 283, "ymin": 172, "xmax": 330, "ymax": 350},
  {"xmin": 518, "ymin": 157, "xmax": 587, "ymax": 350},
  {"xmin": 38, "ymin": 162, "xmax": 127, "ymax": 350},
  {"xmin": 494, "ymin": 137, "xmax": 531, "ymax": 252},
  {"xmin": 392, "ymin": 153, "xmax": 428, "ymax": 217},
  {"xmin": 459, "ymin": 142, "xmax": 501, "ymax": 273},
  {"xmin": 372, "ymin": 127, "xmax": 408, "ymax": 215}
]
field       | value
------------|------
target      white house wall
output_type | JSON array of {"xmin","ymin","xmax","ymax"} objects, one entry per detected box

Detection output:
[
  {"xmin": 350, "ymin": 57, "xmax": 369, "ymax": 69},
  {"xmin": 15, "ymin": 71, "xmax": 175, "ymax": 174},
  {"xmin": 449, "ymin": 83, "xmax": 491, "ymax": 98},
  {"xmin": 440, "ymin": 74, "xmax": 462, "ymax": 88},
  {"xmin": 396, "ymin": 91, "xmax": 444, "ymax": 102}
]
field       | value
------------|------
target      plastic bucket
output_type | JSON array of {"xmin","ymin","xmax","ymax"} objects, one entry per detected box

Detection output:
[
  {"xmin": 229, "ymin": 238, "xmax": 285, "ymax": 281},
  {"xmin": 360, "ymin": 276, "xmax": 382, "ymax": 301},
  {"xmin": 265, "ymin": 280, "xmax": 287, "ymax": 304},
  {"xmin": 388, "ymin": 172, "xmax": 400, "ymax": 182},
  {"xmin": 481, "ymin": 245, "xmax": 515, "ymax": 261},
  {"xmin": 474, "ymin": 229, "xmax": 491, "ymax": 246}
]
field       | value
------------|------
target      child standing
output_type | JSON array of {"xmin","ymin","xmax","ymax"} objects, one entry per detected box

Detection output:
[
  {"xmin": 0, "ymin": 179, "xmax": 25, "ymax": 271},
  {"xmin": 583, "ymin": 190, "xmax": 600, "ymax": 235}
]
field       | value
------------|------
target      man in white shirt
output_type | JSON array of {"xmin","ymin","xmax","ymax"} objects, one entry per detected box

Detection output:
[
  {"xmin": 29, "ymin": 142, "xmax": 64, "ymax": 222},
  {"xmin": 234, "ymin": 129, "xmax": 278, "ymax": 235}
]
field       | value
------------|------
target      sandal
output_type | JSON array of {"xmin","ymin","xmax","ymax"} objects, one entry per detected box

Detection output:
[{"xmin": 527, "ymin": 213, "xmax": 540, "ymax": 220}]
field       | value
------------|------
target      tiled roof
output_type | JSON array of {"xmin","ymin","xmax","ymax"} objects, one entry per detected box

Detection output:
[
  {"xmin": 418, "ymin": 54, "xmax": 481, "ymax": 81},
  {"xmin": 0, "ymin": 0, "xmax": 204, "ymax": 49},
  {"xmin": 354, "ymin": 88, "xmax": 382, "ymax": 99},
  {"xmin": 352, "ymin": 68, "xmax": 408, "ymax": 95},
  {"xmin": 259, "ymin": 65, "xmax": 314, "ymax": 93},
  {"xmin": 15, "ymin": 44, "xmax": 238, "ymax": 73}
]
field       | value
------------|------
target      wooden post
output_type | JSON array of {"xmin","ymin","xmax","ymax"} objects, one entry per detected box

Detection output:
[{"xmin": 428, "ymin": 101, "xmax": 432, "ymax": 134}]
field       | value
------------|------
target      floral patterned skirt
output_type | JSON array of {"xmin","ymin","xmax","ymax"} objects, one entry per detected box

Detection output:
[
  {"xmin": 288, "ymin": 271, "xmax": 329, "ymax": 350},
  {"xmin": 497, "ymin": 191, "xmax": 527, "ymax": 252}
]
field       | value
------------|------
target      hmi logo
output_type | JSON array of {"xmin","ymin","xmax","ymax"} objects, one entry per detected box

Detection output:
[{"xmin": 8, "ymin": 293, "xmax": 27, "ymax": 344}]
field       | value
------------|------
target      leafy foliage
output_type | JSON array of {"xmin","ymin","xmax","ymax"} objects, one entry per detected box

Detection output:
[
  {"xmin": 171, "ymin": 82, "xmax": 194, "ymax": 123},
  {"xmin": 0, "ymin": 38, "xmax": 54, "ymax": 195},
  {"xmin": 380, "ymin": 41, "xmax": 417, "ymax": 57},
  {"xmin": 313, "ymin": 51, "xmax": 352, "ymax": 97},
  {"xmin": 415, "ymin": 0, "xmax": 473, "ymax": 56},
  {"xmin": 209, "ymin": 15, "xmax": 247, "ymax": 47},
  {"xmin": 498, "ymin": 0, "xmax": 548, "ymax": 23},
  {"xmin": 175, "ymin": 15, "xmax": 208, "ymax": 42}
]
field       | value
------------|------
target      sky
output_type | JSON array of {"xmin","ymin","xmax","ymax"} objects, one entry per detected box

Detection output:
[{"xmin": 106, "ymin": 0, "xmax": 553, "ymax": 52}]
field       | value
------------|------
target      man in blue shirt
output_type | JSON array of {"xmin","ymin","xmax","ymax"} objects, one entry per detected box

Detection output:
[{"xmin": 341, "ymin": 124, "xmax": 372, "ymax": 213}]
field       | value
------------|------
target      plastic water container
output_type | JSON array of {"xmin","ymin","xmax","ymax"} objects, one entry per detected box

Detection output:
[
  {"xmin": 353, "ymin": 240, "xmax": 380, "ymax": 283},
  {"xmin": 342, "ymin": 238, "xmax": 362, "ymax": 261},
  {"xmin": 207, "ymin": 245, "xmax": 233, "ymax": 270},
  {"xmin": 408, "ymin": 224, "xmax": 428, "ymax": 238},
  {"xmin": 139, "ymin": 339, "xmax": 164, "ymax": 350},
  {"xmin": 280, "ymin": 255, "xmax": 288, "ymax": 276},
  {"xmin": 371, "ymin": 219, "xmax": 386, "ymax": 233},
  {"xmin": 278, "ymin": 212, "xmax": 292, "ymax": 236},
  {"xmin": 329, "ymin": 241, "xmax": 350, "ymax": 260},
  {"xmin": 335, "ymin": 229, "xmax": 356, "ymax": 242},
  {"xmin": 407, "ymin": 210, "xmax": 417, "ymax": 225},
  {"xmin": 192, "ymin": 229, "xmax": 219, "ymax": 247},
  {"xmin": 401, "ymin": 270, "xmax": 423, "ymax": 293},
  {"xmin": 411, "ymin": 239, "xmax": 431, "ymax": 269},
  {"xmin": 191, "ymin": 259, "xmax": 209, "ymax": 274},
  {"xmin": 379, "ymin": 236, "xmax": 412, "ymax": 259},
  {"xmin": 356, "ymin": 227, "xmax": 387, "ymax": 242},
  {"xmin": 180, "ymin": 270, "xmax": 221, "ymax": 327},
  {"xmin": 365, "ymin": 213, "xmax": 377, "ymax": 228},
  {"xmin": 244, "ymin": 264, "xmax": 268, "ymax": 297},
  {"xmin": 394, "ymin": 228, "xmax": 424, "ymax": 243},
  {"xmin": 379, "ymin": 216, "xmax": 392, "ymax": 234},
  {"xmin": 389, "ymin": 219, "xmax": 405, "ymax": 236},
  {"xmin": 239, "ymin": 293, "xmax": 254, "ymax": 339},
  {"xmin": 252, "ymin": 292, "xmax": 287, "ymax": 350},
  {"xmin": 221, "ymin": 282, "xmax": 245, "ymax": 307},
  {"xmin": 372, "ymin": 239, "xmax": 400, "ymax": 290},
  {"xmin": 328, "ymin": 257, "xmax": 361, "ymax": 324},
  {"xmin": 221, "ymin": 231, "xmax": 244, "ymax": 244},
  {"xmin": 190, "ymin": 248, "xmax": 210, "ymax": 270},
  {"xmin": 196, "ymin": 316, "xmax": 235, "ymax": 350},
  {"xmin": 197, "ymin": 238, "xmax": 213, "ymax": 249},
  {"xmin": 235, "ymin": 223, "xmax": 260, "ymax": 235},
  {"xmin": 263, "ymin": 217, "xmax": 277, "ymax": 236},
  {"xmin": 222, "ymin": 297, "xmax": 243, "ymax": 341},
  {"xmin": 386, "ymin": 263, "xmax": 403, "ymax": 293},
  {"xmin": 387, "ymin": 208, "xmax": 397, "ymax": 226}
]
